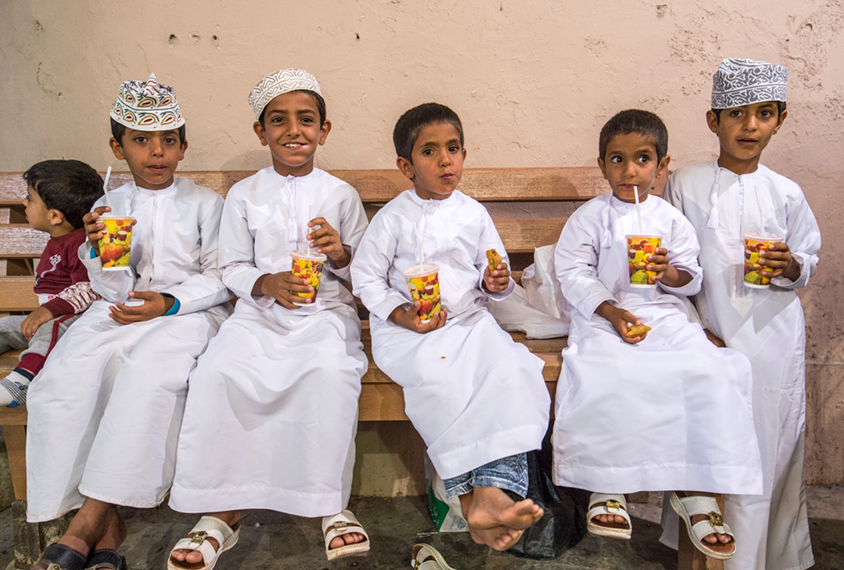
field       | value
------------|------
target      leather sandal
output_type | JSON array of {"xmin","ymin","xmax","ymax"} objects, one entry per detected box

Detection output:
[
  {"xmin": 84, "ymin": 549, "xmax": 127, "ymax": 570},
  {"xmin": 33, "ymin": 543, "xmax": 87, "ymax": 570},
  {"xmin": 670, "ymin": 493, "xmax": 736, "ymax": 560},
  {"xmin": 167, "ymin": 515, "xmax": 240, "ymax": 570},
  {"xmin": 411, "ymin": 544, "xmax": 456, "ymax": 570},
  {"xmin": 586, "ymin": 493, "xmax": 632, "ymax": 539},
  {"xmin": 322, "ymin": 510, "xmax": 370, "ymax": 560}
]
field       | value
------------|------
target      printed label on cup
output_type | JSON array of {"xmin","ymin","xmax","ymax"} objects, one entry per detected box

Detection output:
[
  {"xmin": 98, "ymin": 216, "xmax": 135, "ymax": 271},
  {"xmin": 291, "ymin": 251, "xmax": 327, "ymax": 306},
  {"xmin": 626, "ymin": 235, "xmax": 662, "ymax": 288},
  {"xmin": 402, "ymin": 263, "xmax": 441, "ymax": 323},
  {"xmin": 743, "ymin": 232, "xmax": 783, "ymax": 288}
]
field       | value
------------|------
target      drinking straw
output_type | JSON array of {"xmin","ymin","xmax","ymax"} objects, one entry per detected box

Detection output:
[
  {"xmin": 102, "ymin": 167, "xmax": 113, "ymax": 212},
  {"xmin": 633, "ymin": 185, "xmax": 644, "ymax": 234},
  {"xmin": 754, "ymin": 185, "xmax": 765, "ymax": 231},
  {"xmin": 413, "ymin": 222, "xmax": 424, "ymax": 266}
]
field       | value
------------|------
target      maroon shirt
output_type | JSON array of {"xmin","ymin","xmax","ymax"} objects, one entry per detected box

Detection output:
[{"xmin": 34, "ymin": 228, "xmax": 98, "ymax": 317}]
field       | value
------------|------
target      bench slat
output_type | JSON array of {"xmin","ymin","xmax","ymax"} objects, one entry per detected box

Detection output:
[
  {"xmin": 0, "ymin": 225, "xmax": 47, "ymax": 257},
  {"xmin": 0, "ymin": 277, "xmax": 38, "ymax": 311}
]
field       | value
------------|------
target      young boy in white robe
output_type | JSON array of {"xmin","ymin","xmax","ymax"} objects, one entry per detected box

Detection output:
[
  {"xmin": 167, "ymin": 69, "xmax": 370, "ymax": 569},
  {"xmin": 351, "ymin": 103, "xmax": 551, "ymax": 552},
  {"xmin": 664, "ymin": 59, "xmax": 821, "ymax": 570},
  {"xmin": 552, "ymin": 109, "xmax": 762, "ymax": 560},
  {"xmin": 26, "ymin": 74, "xmax": 232, "ymax": 570}
]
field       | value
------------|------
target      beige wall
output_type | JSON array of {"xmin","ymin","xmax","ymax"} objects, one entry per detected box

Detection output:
[{"xmin": 2, "ymin": 1, "xmax": 843, "ymax": 486}]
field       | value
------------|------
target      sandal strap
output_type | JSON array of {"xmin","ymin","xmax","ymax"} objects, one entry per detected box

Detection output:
[
  {"xmin": 172, "ymin": 516, "xmax": 236, "ymax": 566},
  {"xmin": 322, "ymin": 510, "xmax": 369, "ymax": 541},
  {"xmin": 84, "ymin": 549, "xmax": 126, "ymax": 570},
  {"xmin": 39, "ymin": 544, "xmax": 88, "ymax": 570},
  {"xmin": 588, "ymin": 493, "xmax": 628, "ymax": 513},
  {"xmin": 691, "ymin": 517, "xmax": 735, "ymax": 542},
  {"xmin": 673, "ymin": 495, "xmax": 721, "ymax": 518}
]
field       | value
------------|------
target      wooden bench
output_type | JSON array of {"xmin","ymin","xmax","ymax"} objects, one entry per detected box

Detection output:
[{"xmin": 0, "ymin": 168, "xmax": 722, "ymax": 569}]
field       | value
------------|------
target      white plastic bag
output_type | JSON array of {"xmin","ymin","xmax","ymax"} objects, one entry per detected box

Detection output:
[{"xmin": 424, "ymin": 452, "xmax": 469, "ymax": 532}]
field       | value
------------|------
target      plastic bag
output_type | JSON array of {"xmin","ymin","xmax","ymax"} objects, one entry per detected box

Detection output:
[{"xmin": 424, "ymin": 452, "xmax": 469, "ymax": 533}]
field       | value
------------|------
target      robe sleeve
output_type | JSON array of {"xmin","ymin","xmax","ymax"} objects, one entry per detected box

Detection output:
[
  {"xmin": 351, "ymin": 213, "xmax": 409, "ymax": 322},
  {"xmin": 79, "ymin": 241, "xmax": 137, "ymax": 304},
  {"xmin": 161, "ymin": 195, "xmax": 233, "ymax": 314},
  {"xmin": 324, "ymin": 189, "xmax": 369, "ymax": 284},
  {"xmin": 771, "ymin": 188, "xmax": 821, "ymax": 290},
  {"xmin": 554, "ymin": 211, "xmax": 617, "ymax": 319},
  {"xmin": 475, "ymin": 210, "xmax": 515, "ymax": 300},
  {"xmin": 218, "ymin": 192, "xmax": 275, "ymax": 310},
  {"xmin": 658, "ymin": 215, "xmax": 703, "ymax": 297}
]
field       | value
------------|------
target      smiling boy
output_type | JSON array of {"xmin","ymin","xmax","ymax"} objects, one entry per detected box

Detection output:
[
  {"xmin": 26, "ymin": 74, "xmax": 232, "ymax": 570},
  {"xmin": 168, "ymin": 69, "xmax": 370, "ymax": 568},
  {"xmin": 664, "ymin": 58, "xmax": 821, "ymax": 570}
]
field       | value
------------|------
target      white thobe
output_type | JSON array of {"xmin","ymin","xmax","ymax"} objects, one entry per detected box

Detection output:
[
  {"xmin": 551, "ymin": 193, "xmax": 762, "ymax": 495},
  {"xmin": 350, "ymin": 190, "xmax": 550, "ymax": 480},
  {"xmin": 663, "ymin": 162, "xmax": 820, "ymax": 570},
  {"xmin": 26, "ymin": 178, "xmax": 232, "ymax": 522},
  {"xmin": 169, "ymin": 167, "xmax": 369, "ymax": 517}
]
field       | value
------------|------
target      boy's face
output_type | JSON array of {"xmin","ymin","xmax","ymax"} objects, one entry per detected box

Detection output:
[
  {"xmin": 397, "ymin": 122, "xmax": 466, "ymax": 201},
  {"xmin": 109, "ymin": 128, "xmax": 187, "ymax": 190},
  {"xmin": 253, "ymin": 91, "xmax": 331, "ymax": 177},
  {"xmin": 706, "ymin": 102, "xmax": 786, "ymax": 174},
  {"xmin": 23, "ymin": 185, "xmax": 62, "ymax": 233},
  {"xmin": 598, "ymin": 132, "xmax": 670, "ymax": 204}
]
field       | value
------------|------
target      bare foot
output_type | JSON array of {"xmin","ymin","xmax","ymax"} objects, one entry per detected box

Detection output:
[
  {"xmin": 676, "ymin": 492, "xmax": 734, "ymax": 551},
  {"xmin": 459, "ymin": 487, "xmax": 542, "ymax": 550},
  {"xmin": 329, "ymin": 531, "xmax": 366, "ymax": 550},
  {"xmin": 170, "ymin": 511, "xmax": 240, "ymax": 568}
]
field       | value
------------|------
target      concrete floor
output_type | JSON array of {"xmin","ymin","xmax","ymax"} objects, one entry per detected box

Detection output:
[{"xmin": 2, "ymin": 487, "xmax": 842, "ymax": 569}]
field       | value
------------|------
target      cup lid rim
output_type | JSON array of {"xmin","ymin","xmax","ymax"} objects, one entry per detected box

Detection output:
[
  {"xmin": 402, "ymin": 263, "xmax": 439, "ymax": 276},
  {"xmin": 291, "ymin": 250, "xmax": 327, "ymax": 261}
]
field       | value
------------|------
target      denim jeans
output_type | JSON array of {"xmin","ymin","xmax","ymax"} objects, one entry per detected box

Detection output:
[{"xmin": 442, "ymin": 452, "xmax": 528, "ymax": 499}]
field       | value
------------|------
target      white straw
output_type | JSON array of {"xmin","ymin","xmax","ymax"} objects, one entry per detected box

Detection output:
[
  {"xmin": 102, "ymin": 167, "xmax": 113, "ymax": 212},
  {"xmin": 633, "ymin": 185, "xmax": 644, "ymax": 234},
  {"xmin": 754, "ymin": 185, "xmax": 765, "ymax": 232},
  {"xmin": 413, "ymin": 222, "xmax": 424, "ymax": 266}
]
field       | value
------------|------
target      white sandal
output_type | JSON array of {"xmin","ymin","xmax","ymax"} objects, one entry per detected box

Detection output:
[
  {"xmin": 670, "ymin": 492, "xmax": 736, "ymax": 560},
  {"xmin": 411, "ymin": 543, "xmax": 456, "ymax": 569},
  {"xmin": 167, "ymin": 515, "xmax": 240, "ymax": 570},
  {"xmin": 322, "ymin": 509, "xmax": 370, "ymax": 561},
  {"xmin": 586, "ymin": 493, "xmax": 632, "ymax": 539}
]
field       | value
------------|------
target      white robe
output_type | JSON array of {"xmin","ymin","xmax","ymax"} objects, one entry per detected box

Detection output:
[
  {"xmin": 664, "ymin": 162, "xmax": 820, "ymax": 570},
  {"xmin": 551, "ymin": 193, "xmax": 762, "ymax": 495},
  {"xmin": 350, "ymin": 190, "xmax": 550, "ymax": 481},
  {"xmin": 26, "ymin": 178, "xmax": 232, "ymax": 522},
  {"xmin": 169, "ymin": 167, "xmax": 369, "ymax": 518}
]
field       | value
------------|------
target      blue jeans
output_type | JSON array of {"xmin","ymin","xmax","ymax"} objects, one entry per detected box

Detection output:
[{"xmin": 442, "ymin": 453, "xmax": 528, "ymax": 499}]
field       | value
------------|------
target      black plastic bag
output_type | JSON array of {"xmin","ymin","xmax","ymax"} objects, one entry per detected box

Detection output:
[{"xmin": 509, "ymin": 433, "xmax": 590, "ymax": 559}]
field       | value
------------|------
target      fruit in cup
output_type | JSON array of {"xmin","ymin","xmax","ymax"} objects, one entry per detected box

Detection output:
[{"xmin": 101, "ymin": 242, "xmax": 125, "ymax": 264}]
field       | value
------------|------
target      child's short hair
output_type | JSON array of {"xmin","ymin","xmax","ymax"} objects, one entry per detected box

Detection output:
[
  {"xmin": 710, "ymin": 101, "xmax": 787, "ymax": 122},
  {"xmin": 257, "ymin": 90, "xmax": 327, "ymax": 129},
  {"xmin": 110, "ymin": 119, "xmax": 186, "ymax": 146},
  {"xmin": 23, "ymin": 160, "xmax": 104, "ymax": 230},
  {"xmin": 599, "ymin": 109, "xmax": 668, "ymax": 164},
  {"xmin": 393, "ymin": 103, "xmax": 464, "ymax": 162}
]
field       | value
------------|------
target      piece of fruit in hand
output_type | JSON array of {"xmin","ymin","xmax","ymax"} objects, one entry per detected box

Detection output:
[
  {"xmin": 486, "ymin": 248, "xmax": 503, "ymax": 271},
  {"xmin": 626, "ymin": 324, "xmax": 652, "ymax": 337}
]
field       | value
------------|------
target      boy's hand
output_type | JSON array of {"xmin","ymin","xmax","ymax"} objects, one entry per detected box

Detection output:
[
  {"xmin": 759, "ymin": 242, "xmax": 800, "ymax": 281},
  {"xmin": 647, "ymin": 247, "xmax": 692, "ymax": 288},
  {"xmin": 483, "ymin": 262, "xmax": 511, "ymax": 293},
  {"xmin": 308, "ymin": 217, "xmax": 350, "ymax": 268},
  {"xmin": 255, "ymin": 271, "xmax": 314, "ymax": 309},
  {"xmin": 108, "ymin": 291, "xmax": 174, "ymax": 325},
  {"xmin": 389, "ymin": 303, "xmax": 448, "ymax": 334},
  {"xmin": 20, "ymin": 306, "xmax": 54, "ymax": 340},
  {"xmin": 595, "ymin": 302, "xmax": 648, "ymax": 344},
  {"xmin": 704, "ymin": 328, "xmax": 726, "ymax": 348},
  {"xmin": 83, "ymin": 207, "xmax": 112, "ymax": 255}
]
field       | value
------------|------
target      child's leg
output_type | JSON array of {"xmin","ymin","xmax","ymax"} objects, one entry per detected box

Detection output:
[
  {"xmin": 445, "ymin": 453, "xmax": 542, "ymax": 551},
  {"xmin": 0, "ymin": 315, "xmax": 32, "ymax": 407}
]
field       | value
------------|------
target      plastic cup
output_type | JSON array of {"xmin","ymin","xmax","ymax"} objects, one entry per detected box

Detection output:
[
  {"xmin": 402, "ymin": 263, "xmax": 441, "ymax": 323},
  {"xmin": 626, "ymin": 235, "xmax": 663, "ymax": 288},
  {"xmin": 98, "ymin": 216, "xmax": 135, "ymax": 271},
  {"xmin": 743, "ymin": 232, "xmax": 783, "ymax": 288},
  {"xmin": 291, "ymin": 250, "xmax": 327, "ymax": 306}
]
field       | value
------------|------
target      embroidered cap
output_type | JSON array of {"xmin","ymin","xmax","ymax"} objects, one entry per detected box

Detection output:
[
  {"xmin": 110, "ymin": 73, "xmax": 185, "ymax": 130},
  {"xmin": 711, "ymin": 58, "xmax": 788, "ymax": 110},
  {"xmin": 248, "ymin": 69, "xmax": 322, "ymax": 120}
]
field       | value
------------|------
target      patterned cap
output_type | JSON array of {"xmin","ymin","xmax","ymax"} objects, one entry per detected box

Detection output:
[
  {"xmin": 248, "ymin": 69, "xmax": 322, "ymax": 119},
  {"xmin": 711, "ymin": 58, "xmax": 788, "ymax": 109},
  {"xmin": 110, "ymin": 73, "xmax": 185, "ymax": 130}
]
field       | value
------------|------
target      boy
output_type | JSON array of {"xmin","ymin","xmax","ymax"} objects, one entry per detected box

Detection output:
[
  {"xmin": 26, "ymin": 74, "xmax": 232, "ymax": 570},
  {"xmin": 0, "ymin": 160, "xmax": 102, "ymax": 408},
  {"xmin": 167, "ymin": 69, "xmax": 370, "ymax": 569},
  {"xmin": 664, "ymin": 59, "xmax": 820, "ymax": 570},
  {"xmin": 552, "ymin": 110, "xmax": 762, "ymax": 560},
  {"xmin": 351, "ymin": 103, "xmax": 550, "ymax": 551}
]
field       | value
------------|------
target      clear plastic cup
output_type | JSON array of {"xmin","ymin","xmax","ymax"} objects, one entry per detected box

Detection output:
[
  {"xmin": 402, "ymin": 263, "xmax": 441, "ymax": 323},
  {"xmin": 743, "ymin": 232, "xmax": 783, "ymax": 288},
  {"xmin": 291, "ymin": 250, "xmax": 327, "ymax": 306},
  {"xmin": 98, "ymin": 216, "xmax": 136, "ymax": 271},
  {"xmin": 626, "ymin": 235, "xmax": 663, "ymax": 288}
]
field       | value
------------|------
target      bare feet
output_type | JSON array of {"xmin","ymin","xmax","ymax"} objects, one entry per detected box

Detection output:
[
  {"xmin": 33, "ymin": 499, "xmax": 125, "ymax": 569},
  {"xmin": 169, "ymin": 511, "xmax": 241, "ymax": 568},
  {"xmin": 676, "ymin": 491, "xmax": 733, "ymax": 547},
  {"xmin": 459, "ymin": 487, "xmax": 543, "ymax": 551},
  {"xmin": 329, "ymin": 532, "xmax": 367, "ymax": 550}
]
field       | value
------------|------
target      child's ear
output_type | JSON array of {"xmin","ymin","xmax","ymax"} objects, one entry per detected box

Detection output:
[
  {"xmin": 49, "ymin": 209, "xmax": 66, "ymax": 227},
  {"xmin": 597, "ymin": 157, "xmax": 607, "ymax": 180},
  {"xmin": 178, "ymin": 139, "xmax": 188, "ymax": 161},
  {"xmin": 706, "ymin": 110, "xmax": 720, "ymax": 134},
  {"xmin": 773, "ymin": 109, "xmax": 788, "ymax": 134},
  {"xmin": 109, "ymin": 137, "xmax": 125, "ymax": 160},
  {"xmin": 396, "ymin": 156, "xmax": 415, "ymax": 181},
  {"xmin": 318, "ymin": 120, "xmax": 332, "ymax": 146},
  {"xmin": 253, "ymin": 121, "xmax": 269, "ymax": 147},
  {"xmin": 657, "ymin": 154, "xmax": 671, "ymax": 179}
]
